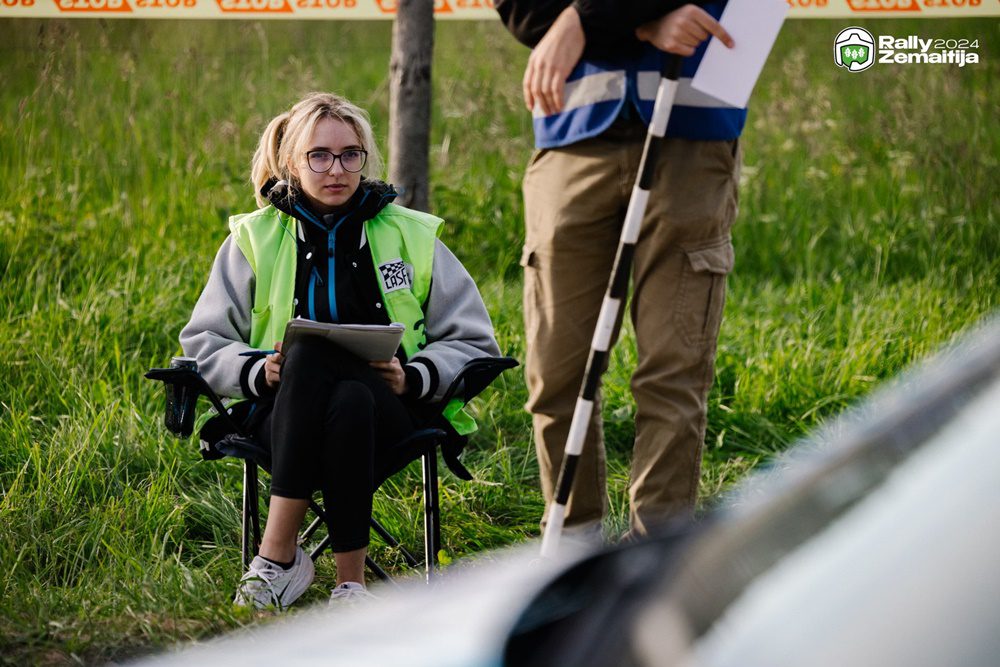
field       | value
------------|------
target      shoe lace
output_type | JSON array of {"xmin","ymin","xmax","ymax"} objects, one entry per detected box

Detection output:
[{"xmin": 240, "ymin": 562, "xmax": 284, "ymax": 607}]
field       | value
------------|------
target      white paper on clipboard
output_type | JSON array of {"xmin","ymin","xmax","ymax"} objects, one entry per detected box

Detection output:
[
  {"xmin": 282, "ymin": 319, "xmax": 405, "ymax": 361},
  {"xmin": 690, "ymin": 0, "xmax": 788, "ymax": 109}
]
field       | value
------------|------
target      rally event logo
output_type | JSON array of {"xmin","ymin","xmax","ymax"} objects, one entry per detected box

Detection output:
[
  {"xmin": 835, "ymin": 27, "xmax": 876, "ymax": 72},
  {"xmin": 835, "ymin": 26, "xmax": 980, "ymax": 72}
]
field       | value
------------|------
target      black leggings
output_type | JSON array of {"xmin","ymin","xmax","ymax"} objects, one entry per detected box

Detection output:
[{"xmin": 254, "ymin": 338, "xmax": 428, "ymax": 552}]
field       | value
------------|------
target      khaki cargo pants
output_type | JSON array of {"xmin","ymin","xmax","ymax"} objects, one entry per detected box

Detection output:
[{"xmin": 522, "ymin": 120, "xmax": 740, "ymax": 535}]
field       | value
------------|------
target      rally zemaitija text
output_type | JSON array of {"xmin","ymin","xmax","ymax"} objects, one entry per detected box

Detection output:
[{"xmin": 878, "ymin": 35, "xmax": 979, "ymax": 67}]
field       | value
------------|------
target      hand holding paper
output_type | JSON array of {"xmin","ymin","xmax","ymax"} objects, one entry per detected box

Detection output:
[
  {"xmin": 369, "ymin": 357, "xmax": 408, "ymax": 395},
  {"xmin": 690, "ymin": 0, "xmax": 788, "ymax": 108},
  {"xmin": 635, "ymin": 5, "xmax": 734, "ymax": 57}
]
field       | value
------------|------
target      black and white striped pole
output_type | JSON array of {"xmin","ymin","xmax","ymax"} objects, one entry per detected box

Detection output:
[{"xmin": 540, "ymin": 55, "xmax": 684, "ymax": 559}]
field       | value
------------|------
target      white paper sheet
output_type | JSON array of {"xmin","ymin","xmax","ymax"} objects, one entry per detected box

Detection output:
[
  {"xmin": 282, "ymin": 320, "xmax": 405, "ymax": 361},
  {"xmin": 690, "ymin": 0, "xmax": 788, "ymax": 108}
]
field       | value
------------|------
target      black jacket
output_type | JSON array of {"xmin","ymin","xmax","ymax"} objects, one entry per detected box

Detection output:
[
  {"xmin": 495, "ymin": 0, "xmax": 695, "ymax": 61},
  {"xmin": 261, "ymin": 178, "xmax": 398, "ymax": 328}
]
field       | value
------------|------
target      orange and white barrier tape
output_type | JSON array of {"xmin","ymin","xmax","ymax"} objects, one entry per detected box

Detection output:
[{"xmin": 1, "ymin": 0, "xmax": 997, "ymax": 20}]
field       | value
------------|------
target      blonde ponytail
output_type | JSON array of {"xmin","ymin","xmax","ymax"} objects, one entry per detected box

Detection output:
[{"xmin": 251, "ymin": 112, "xmax": 291, "ymax": 207}]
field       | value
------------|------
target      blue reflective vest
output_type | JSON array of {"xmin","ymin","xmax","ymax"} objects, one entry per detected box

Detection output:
[{"xmin": 532, "ymin": 2, "xmax": 747, "ymax": 149}]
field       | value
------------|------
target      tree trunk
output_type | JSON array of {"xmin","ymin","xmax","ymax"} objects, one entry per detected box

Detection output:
[{"xmin": 388, "ymin": 0, "xmax": 435, "ymax": 213}]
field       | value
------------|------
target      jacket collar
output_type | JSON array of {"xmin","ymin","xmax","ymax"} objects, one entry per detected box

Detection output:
[{"xmin": 260, "ymin": 177, "xmax": 398, "ymax": 233}]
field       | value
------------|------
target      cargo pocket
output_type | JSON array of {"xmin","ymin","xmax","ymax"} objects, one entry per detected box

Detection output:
[
  {"xmin": 520, "ymin": 246, "xmax": 541, "ymax": 343},
  {"xmin": 675, "ymin": 239, "xmax": 734, "ymax": 348},
  {"xmin": 524, "ymin": 148, "xmax": 549, "ymax": 176}
]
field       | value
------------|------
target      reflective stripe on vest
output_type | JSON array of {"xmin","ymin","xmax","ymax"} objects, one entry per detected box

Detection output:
[{"xmin": 531, "ymin": 2, "xmax": 747, "ymax": 149}]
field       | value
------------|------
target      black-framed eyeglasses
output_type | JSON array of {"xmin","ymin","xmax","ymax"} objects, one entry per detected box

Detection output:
[{"xmin": 305, "ymin": 149, "xmax": 368, "ymax": 174}]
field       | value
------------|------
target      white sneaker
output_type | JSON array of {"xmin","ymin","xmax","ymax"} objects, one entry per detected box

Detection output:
[
  {"xmin": 329, "ymin": 582, "xmax": 376, "ymax": 606},
  {"xmin": 234, "ymin": 547, "xmax": 315, "ymax": 610}
]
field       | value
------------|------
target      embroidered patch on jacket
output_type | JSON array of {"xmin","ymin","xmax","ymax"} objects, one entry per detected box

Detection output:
[{"xmin": 378, "ymin": 258, "xmax": 413, "ymax": 293}]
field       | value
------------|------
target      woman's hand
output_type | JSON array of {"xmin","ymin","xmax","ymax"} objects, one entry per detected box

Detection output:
[
  {"xmin": 370, "ymin": 357, "xmax": 408, "ymax": 396},
  {"xmin": 264, "ymin": 341, "xmax": 284, "ymax": 388},
  {"xmin": 522, "ymin": 5, "xmax": 585, "ymax": 116},
  {"xmin": 635, "ymin": 4, "xmax": 734, "ymax": 57}
]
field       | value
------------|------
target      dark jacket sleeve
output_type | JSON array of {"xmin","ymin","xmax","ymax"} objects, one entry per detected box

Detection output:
[
  {"xmin": 495, "ymin": 0, "xmax": 695, "ymax": 59},
  {"xmin": 494, "ymin": 0, "xmax": 567, "ymax": 49}
]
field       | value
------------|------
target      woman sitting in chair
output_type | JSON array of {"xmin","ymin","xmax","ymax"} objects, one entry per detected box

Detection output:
[{"xmin": 180, "ymin": 92, "xmax": 499, "ymax": 609}]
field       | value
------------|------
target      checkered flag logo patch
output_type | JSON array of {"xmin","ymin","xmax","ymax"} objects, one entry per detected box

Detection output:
[{"xmin": 378, "ymin": 258, "xmax": 412, "ymax": 293}]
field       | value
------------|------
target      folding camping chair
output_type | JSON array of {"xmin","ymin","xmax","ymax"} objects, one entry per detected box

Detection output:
[{"xmin": 146, "ymin": 355, "xmax": 518, "ymax": 582}]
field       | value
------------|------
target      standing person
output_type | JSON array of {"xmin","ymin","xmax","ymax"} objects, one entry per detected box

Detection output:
[
  {"xmin": 495, "ymin": 1, "xmax": 745, "ymax": 541},
  {"xmin": 180, "ymin": 92, "xmax": 499, "ymax": 609}
]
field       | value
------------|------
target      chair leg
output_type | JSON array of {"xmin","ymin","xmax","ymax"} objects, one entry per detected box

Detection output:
[
  {"xmin": 306, "ymin": 532, "xmax": 393, "ymax": 584},
  {"xmin": 303, "ymin": 501, "xmax": 326, "ymax": 543},
  {"xmin": 422, "ymin": 449, "xmax": 441, "ymax": 582},
  {"xmin": 304, "ymin": 500, "xmax": 415, "ymax": 580},
  {"xmin": 370, "ymin": 518, "xmax": 420, "ymax": 568},
  {"xmin": 241, "ymin": 460, "xmax": 261, "ymax": 569},
  {"xmin": 365, "ymin": 556, "xmax": 393, "ymax": 583}
]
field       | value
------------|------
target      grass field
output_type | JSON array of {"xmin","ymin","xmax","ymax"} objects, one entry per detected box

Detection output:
[{"xmin": 1, "ymin": 15, "xmax": 997, "ymax": 665}]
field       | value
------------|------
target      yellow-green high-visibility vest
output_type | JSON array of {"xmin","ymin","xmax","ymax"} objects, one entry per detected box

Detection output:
[{"xmin": 219, "ymin": 202, "xmax": 476, "ymax": 435}]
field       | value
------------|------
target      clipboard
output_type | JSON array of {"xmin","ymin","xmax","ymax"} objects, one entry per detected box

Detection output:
[{"xmin": 281, "ymin": 319, "xmax": 405, "ymax": 361}]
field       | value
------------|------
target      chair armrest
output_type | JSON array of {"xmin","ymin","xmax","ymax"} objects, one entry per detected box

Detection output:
[{"xmin": 437, "ymin": 356, "xmax": 520, "ymax": 408}]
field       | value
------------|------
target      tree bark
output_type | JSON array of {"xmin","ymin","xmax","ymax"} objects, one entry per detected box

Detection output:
[{"xmin": 388, "ymin": 0, "xmax": 435, "ymax": 213}]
